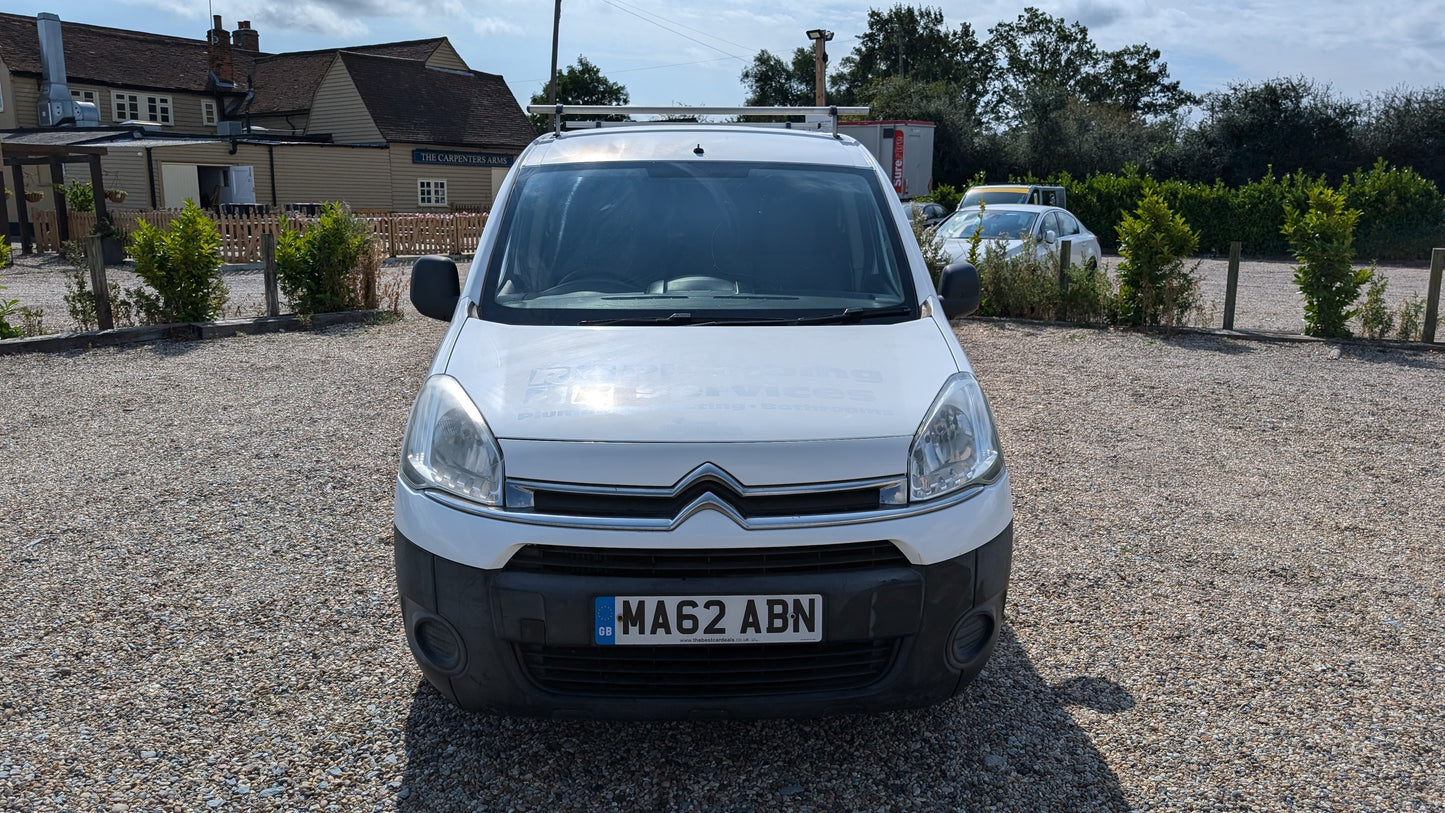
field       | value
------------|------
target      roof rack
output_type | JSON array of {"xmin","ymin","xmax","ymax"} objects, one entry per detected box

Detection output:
[{"xmin": 525, "ymin": 105, "xmax": 871, "ymax": 138}]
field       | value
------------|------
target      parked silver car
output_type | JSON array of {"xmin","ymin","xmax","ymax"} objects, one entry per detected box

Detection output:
[{"xmin": 933, "ymin": 204, "xmax": 1101, "ymax": 268}]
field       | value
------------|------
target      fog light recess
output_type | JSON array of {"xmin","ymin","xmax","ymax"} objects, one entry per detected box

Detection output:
[
  {"xmin": 948, "ymin": 611, "xmax": 994, "ymax": 668},
  {"xmin": 412, "ymin": 614, "xmax": 465, "ymax": 675}
]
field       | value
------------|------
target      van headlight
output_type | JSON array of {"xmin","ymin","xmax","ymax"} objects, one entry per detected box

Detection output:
[
  {"xmin": 401, "ymin": 374, "xmax": 504, "ymax": 506},
  {"xmin": 908, "ymin": 372, "xmax": 1001, "ymax": 501}
]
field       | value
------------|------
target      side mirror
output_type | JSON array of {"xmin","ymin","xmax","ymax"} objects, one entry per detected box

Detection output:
[
  {"xmin": 936, "ymin": 262, "xmax": 982, "ymax": 319},
  {"xmin": 411, "ymin": 255, "xmax": 461, "ymax": 321},
  {"xmin": 1044, "ymin": 229, "xmax": 1058, "ymax": 245}
]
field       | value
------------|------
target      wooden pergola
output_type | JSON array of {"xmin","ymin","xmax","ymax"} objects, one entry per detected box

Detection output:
[{"xmin": 0, "ymin": 141, "xmax": 110, "ymax": 255}]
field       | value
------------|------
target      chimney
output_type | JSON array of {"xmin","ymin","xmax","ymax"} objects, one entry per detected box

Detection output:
[
  {"xmin": 207, "ymin": 14, "xmax": 234, "ymax": 85},
  {"xmin": 35, "ymin": 13, "xmax": 98, "ymax": 126},
  {"xmin": 232, "ymin": 21, "xmax": 259, "ymax": 52}
]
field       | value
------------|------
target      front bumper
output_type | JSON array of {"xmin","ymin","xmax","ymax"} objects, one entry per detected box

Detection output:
[{"xmin": 394, "ymin": 523, "xmax": 1012, "ymax": 719}]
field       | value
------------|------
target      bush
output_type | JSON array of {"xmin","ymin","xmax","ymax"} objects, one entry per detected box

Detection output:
[
  {"xmin": 1340, "ymin": 159, "xmax": 1445, "ymax": 261},
  {"xmin": 129, "ymin": 200, "xmax": 228, "ymax": 324},
  {"xmin": 922, "ymin": 182, "xmax": 962, "ymax": 211},
  {"xmin": 1115, "ymin": 192, "xmax": 1201, "ymax": 327},
  {"xmin": 58, "ymin": 180, "xmax": 95, "ymax": 213},
  {"xmin": 910, "ymin": 209, "xmax": 951, "ymax": 285},
  {"xmin": 59, "ymin": 240, "xmax": 138, "ymax": 331},
  {"xmin": 0, "ymin": 282, "xmax": 21, "ymax": 339},
  {"xmin": 1283, "ymin": 187, "xmax": 1371, "ymax": 338},
  {"xmin": 275, "ymin": 202, "xmax": 377, "ymax": 316},
  {"xmin": 1059, "ymin": 260, "xmax": 1118, "ymax": 324},
  {"xmin": 1357, "ymin": 273, "xmax": 1393, "ymax": 339},
  {"xmin": 975, "ymin": 233, "xmax": 1060, "ymax": 319},
  {"xmin": 1397, "ymin": 294, "xmax": 1425, "ymax": 341}
]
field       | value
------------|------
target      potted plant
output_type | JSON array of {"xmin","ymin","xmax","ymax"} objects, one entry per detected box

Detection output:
[
  {"xmin": 58, "ymin": 180, "xmax": 95, "ymax": 213},
  {"xmin": 106, "ymin": 188, "xmax": 128, "ymax": 204},
  {"xmin": 24, "ymin": 190, "xmax": 43, "ymax": 203},
  {"xmin": 91, "ymin": 213, "xmax": 130, "ymax": 265}
]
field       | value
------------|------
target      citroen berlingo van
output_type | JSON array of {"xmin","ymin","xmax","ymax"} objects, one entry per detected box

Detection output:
[{"xmin": 395, "ymin": 106, "xmax": 1013, "ymax": 718}]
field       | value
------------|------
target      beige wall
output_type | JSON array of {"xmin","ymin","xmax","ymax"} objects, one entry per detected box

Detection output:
[
  {"xmin": 388, "ymin": 142, "xmax": 514, "ymax": 212},
  {"xmin": 427, "ymin": 42, "xmax": 469, "ymax": 71},
  {"xmin": 271, "ymin": 144, "xmax": 391, "ymax": 209},
  {"xmin": 0, "ymin": 59, "xmax": 17, "ymax": 129},
  {"xmin": 305, "ymin": 57, "xmax": 383, "ymax": 144},
  {"xmin": 145, "ymin": 143, "xmax": 274, "ymax": 208}
]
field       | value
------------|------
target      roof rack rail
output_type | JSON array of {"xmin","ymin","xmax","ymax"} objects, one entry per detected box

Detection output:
[{"xmin": 525, "ymin": 105, "xmax": 871, "ymax": 138}]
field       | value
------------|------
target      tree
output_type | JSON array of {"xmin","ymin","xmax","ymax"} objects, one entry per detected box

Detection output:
[
  {"xmin": 740, "ymin": 48, "xmax": 816, "ymax": 106},
  {"xmin": 528, "ymin": 55, "xmax": 630, "ymax": 134},
  {"xmin": 1180, "ymin": 77, "xmax": 1360, "ymax": 185},
  {"xmin": 830, "ymin": 5, "xmax": 990, "ymax": 112},
  {"xmin": 1359, "ymin": 86, "xmax": 1445, "ymax": 189}
]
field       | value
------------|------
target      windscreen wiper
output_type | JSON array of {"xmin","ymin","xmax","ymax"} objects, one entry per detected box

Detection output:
[
  {"xmin": 578, "ymin": 312, "xmax": 721, "ymax": 326},
  {"xmin": 778, "ymin": 304, "xmax": 916, "ymax": 325}
]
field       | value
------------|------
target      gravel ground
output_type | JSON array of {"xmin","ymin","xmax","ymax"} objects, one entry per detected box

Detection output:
[{"xmin": 2, "ymin": 289, "xmax": 1443, "ymax": 809}]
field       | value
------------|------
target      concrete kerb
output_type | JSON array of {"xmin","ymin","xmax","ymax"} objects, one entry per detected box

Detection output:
[{"xmin": 0, "ymin": 310, "xmax": 392, "ymax": 356}]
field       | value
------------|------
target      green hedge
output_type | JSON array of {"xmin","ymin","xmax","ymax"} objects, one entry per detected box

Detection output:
[{"xmin": 1038, "ymin": 162, "xmax": 1445, "ymax": 261}]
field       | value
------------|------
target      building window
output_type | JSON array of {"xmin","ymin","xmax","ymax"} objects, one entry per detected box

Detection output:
[
  {"xmin": 418, "ymin": 179, "xmax": 448, "ymax": 207},
  {"xmin": 146, "ymin": 95, "xmax": 173, "ymax": 125},
  {"xmin": 113, "ymin": 92, "xmax": 140, "ymax": 122},
  {"xmin": 201, "ymin": 100, "xmax": 217, "ymax": 126}
]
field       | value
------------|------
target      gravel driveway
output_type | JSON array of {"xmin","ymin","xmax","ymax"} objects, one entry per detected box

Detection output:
[{"xmin": 2, "ymin": 308, "xmax": 1443, "ymax": 810}]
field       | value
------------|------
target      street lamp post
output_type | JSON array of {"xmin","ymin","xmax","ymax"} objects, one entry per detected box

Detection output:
[{"xmin": 805, "ymin": 29, "xmax": 833, "ymax": 106}]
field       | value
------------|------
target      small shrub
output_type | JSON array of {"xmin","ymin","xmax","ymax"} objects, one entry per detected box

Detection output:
[
  {"xmin": 966, "ymin": 201, "xmax": 986, "ymax": 265},
  {"xmin": 1396, "ymin": 294, "xmax": 1425, "ymax": 341},
  {"xmin": 60, "ymin": 240, "xmax": 138, "ymax": 331},
  {"xmin": 0, "ymin": 238, "xmax": 10, "ymax": 268},
  {"xmin": 922, "ymin": 182, "xmax": 962, "ymax": 211},
  {"xmin": 129, "ymin": 199, "xmax": 228, "ymax": 324},
  {"xmin": 1357, "ymin": 273, "xmax": 1393, "ymax": 339},
  {"xmin": 975, "ymin": 234, "xmax": 1060, "ymax": 320},
  {"xmin": 1059, "ymin": 260, "xmax": 1118, "ymax": 324},
  {"xmin": 275, "ymin": 202, "xmax": 377, "ymax": 316},
  {"xmin": 911, "ymin": 209, "xmax": 951, "ymax": 285},
  {"xmin": 1115, "ymin": 192, "xmax": 1201, "ymax": 327},
  {"xmin": 0, "ymin": 282, "xmax": 21, "ymax": 339},
  {"xmin": 1283, "ymin": 186, "xmax": 1371, "ymax": 338},
  {"xmin": 58, "ymin": 180, "xmax": 95, "ymax": 213}
]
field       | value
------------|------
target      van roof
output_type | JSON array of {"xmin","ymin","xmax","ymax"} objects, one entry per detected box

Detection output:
[{"xmin": 524, "ymin": 125, "xmax": 878, "ymax": 169}]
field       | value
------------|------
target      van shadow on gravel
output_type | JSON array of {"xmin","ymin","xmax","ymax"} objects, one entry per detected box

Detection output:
[{"xmin": 397, "ymin": 627, "xmax": 1132, "ymax": 811}]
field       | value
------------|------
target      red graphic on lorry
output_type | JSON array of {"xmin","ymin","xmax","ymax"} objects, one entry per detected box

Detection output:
[{"xmin": 891, "ymin": 130, "xmax": 906, "ymax": 194}]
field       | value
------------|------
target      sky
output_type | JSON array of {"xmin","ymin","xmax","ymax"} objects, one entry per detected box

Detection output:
[{"xmin": 9, "ymin": 0, "xmax": 1443, "ymax": 112}]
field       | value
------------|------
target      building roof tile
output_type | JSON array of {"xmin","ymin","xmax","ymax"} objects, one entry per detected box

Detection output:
[{"xmin": 338, "ymin": 52, "xmax": 535, "ymax": 149}]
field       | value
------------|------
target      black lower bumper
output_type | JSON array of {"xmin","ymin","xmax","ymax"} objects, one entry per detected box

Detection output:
[{"xmin": 394, "ymin": 525, "xmax": 1012, "ymax": 719}]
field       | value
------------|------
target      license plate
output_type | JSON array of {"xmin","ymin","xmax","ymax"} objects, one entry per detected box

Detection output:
[{"xmin": 593, "ymin": 595, "xmax": 823, "ymax": 645}]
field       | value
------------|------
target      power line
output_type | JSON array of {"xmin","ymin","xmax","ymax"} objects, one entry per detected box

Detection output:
[
  {"xmin": 601, "ymin": 0, "xmax": 756, "ymax": 53},
  {"xmin": 596, "ymin": 0, "xmax": 746, "ymax": 62}
]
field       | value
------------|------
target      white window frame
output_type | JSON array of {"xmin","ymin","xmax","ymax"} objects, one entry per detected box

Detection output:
[
  {"xmin": 112, "ymin": 92, "xmax": 140, "ymax": 122},
  {"xmin": 201, "ymin": 100, "xmax": 217, "ymax": 126},
  {"xmin": 146, "ymin": 95, "xmax": 173, "ymax": 125},
  {"xmin": 418, "ymin": 178, "xmax": 448, "ymax": 207}
]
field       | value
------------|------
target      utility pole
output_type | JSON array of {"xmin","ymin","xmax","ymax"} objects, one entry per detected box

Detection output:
[
  {"xmin": 805, "ymin": 29, "xmax": 833, "ymax": 106},
  {"xmin": 549, "ymin": 0, "xmax": 562, "ymax": 105}
]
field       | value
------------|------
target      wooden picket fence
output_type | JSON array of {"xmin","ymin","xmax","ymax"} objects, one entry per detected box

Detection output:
[{"xmin": 24, "ymin": 209, "xmax": 488, "ymax": 261}]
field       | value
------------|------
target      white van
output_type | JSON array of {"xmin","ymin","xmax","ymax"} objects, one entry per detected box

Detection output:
[{"xmin": 395, "ymin": 107, "xmax": 1013, "ymax": 718}]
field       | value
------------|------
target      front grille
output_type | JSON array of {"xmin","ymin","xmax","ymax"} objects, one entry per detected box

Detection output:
[
  {"xmin": 504, "ymin": 540, "xmax": 910, "ymax": 578},
  {"xmin": 516, "ymin": 640, "xmax": 898, "ymax": 697},
  {"xmin": 527, "ymin": 482, "xmax": 883, "ymax": 519}
]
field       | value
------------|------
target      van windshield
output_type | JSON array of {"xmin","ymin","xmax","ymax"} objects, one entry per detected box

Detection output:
[{"xmin": 479, "ymin": 161, "xmax": 916, "ymax": 325}]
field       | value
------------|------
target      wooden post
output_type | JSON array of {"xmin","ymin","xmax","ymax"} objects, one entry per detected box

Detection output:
[
  {"xmin": 89, "ymin": 155, "xmax": 108, "ymax": 225},
  {"xmin": 1424, "ymin": 247, "xmax": 1444, "ymax": 344},
  {"xmin": 0, "ymin": 167, "xmax": 9, "ymax": 252},
  {"xmin": 49, "ymin": 159, "xmax": 70, "ymax": 243},
  {"xmin": 1057, "ymin": 239, "xmax": 1072, "ymax": 296},
  {"xmin": 11, "ymin": 163, "xmax": 33, "ymax": 255},
  {"xmin": 1222, "ymin": 241, "xmax": 1242, "ymax": 330},
  {"xmin": 387, "ymin": 216, "xmax": 397, "ymax": 258},
  {"xmin": 261, "ymin": 232, "xmax": 280, "ymax": 317},
  {"xmin": 86, "ymin": 235, "xmax": 113, "ymax": 331}
]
